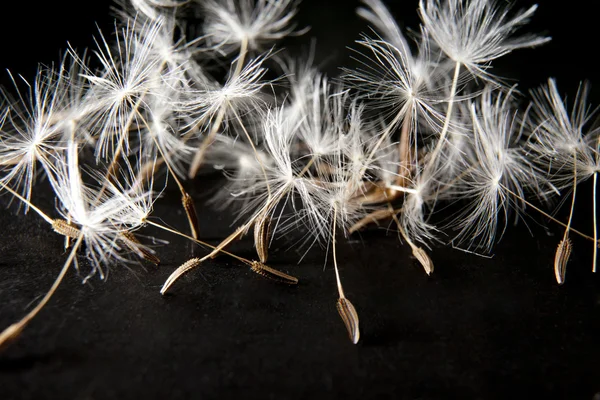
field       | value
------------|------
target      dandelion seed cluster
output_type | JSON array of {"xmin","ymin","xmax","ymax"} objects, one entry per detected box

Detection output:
[{"xmin": 1, "ymin": 0, "xmax": 598, "ymax": 346}]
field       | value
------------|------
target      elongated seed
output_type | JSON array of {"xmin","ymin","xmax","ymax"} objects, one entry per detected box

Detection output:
[
  {"xmin": 250, "ymin": 261, "xmax": 298, "ymax": 285},
  {"xmin": 554, "ymin": 237, "xmax": 572, "ymax": 285},
  {"xmin": 121, "ymin": 232, "xmax": 161, "ymax": 265},
  {"xmin": 161, "ymin": 258, "xmax": 203, "ymax": 295},
  {"xmin": 336, "ymin": 298, "xmax": 360, "ymax": 344},
  {"xmin": 412, "ymin": 246, "xmax": 434, "ymax": 275},
  {"xmin": 254, "ymin": 213, "xmax": 271, "ymax": 263},
  {"xmin": 182, "ymin": 193, "xmax": 200, "ymax": 240},
  {"xmin": 52, "ymin": 219, "xmax": 80, "ymax": 239}
]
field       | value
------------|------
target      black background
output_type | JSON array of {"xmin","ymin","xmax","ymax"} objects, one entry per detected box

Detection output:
[{"xmin": 1, "ymin": 1, "xmax": 599, "ymax": 399}]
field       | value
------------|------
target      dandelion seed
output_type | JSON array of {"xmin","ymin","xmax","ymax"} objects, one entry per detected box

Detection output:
[
  {"xmin": 336, "ymin": 298, "xmax": 360, "ymax": 345},
  {"xmin": 253, "ymin": 212, "xmax": 271, "ymax": 264},
  {"xmin": 182, "ymin": 192, "xmax": 200, "ymax": 239},
  {"xmin": 554, "ymin": 238, "xmax": 572, "ymax": 285},
  {"xmin": 418, "ymin": 0, "xmax": 550, "ymax": 80},
  {"xmin": 202, "ymin": 0, "xmax": 304, "ymax": 56},
  {"xmin": 52, "ymin": 219, "xmax": 81, "ymax": 239},
  {"xmin": 250, "ymin": 261, "xmax": 298, "ymax": 285}
]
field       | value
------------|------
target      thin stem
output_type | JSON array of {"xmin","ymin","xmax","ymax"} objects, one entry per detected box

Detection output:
[
  {"xmin": 424, "ymin": 62, "xmax": 461, "ymax": 176},
  {"xmin": 332, "ymin": 205, "xmax": 345, "ymax": 299},
  {"xmin": 563, "ymin": 154, "xmax": 578, "ymax": 238},
  {"xmin": 232, "ymin": 36, "xmax": 249, "ymax": 81},
  {"xmin": 188, "ymin": 105, "xmax": 227, "ymax": 179},
  {"xmin": 0, "ymin": 181, "xmax": 54, "ymax": 224},
  {"xmin": 145, "ymin": 220, "xmax": 248, "ymax": 264},
  {"xmin": 593, "ymin": 173, "xmax": 598, "ymax": 273},
  {"xmin": 396, "ymin": 112, "xmax": 413, "ymax": 186},
  {"xmin": 0, "ymin": 233, "xmax": 84, "ymax": 349},
  {"xmin": 231, "ymin": 107, "xmax": 271, "ymax": 200},
  {"xmin": 500, "ymin": 184, "xmax": 595, "ymax": 243}
]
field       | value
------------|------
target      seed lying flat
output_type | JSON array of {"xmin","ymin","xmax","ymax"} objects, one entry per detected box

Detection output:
[
  {"xmin": 161, "ymin": 257, "xmax": 203, "ymax": 295},
  {"xmin": 554, "ymin": 237, "xmax": 572, "ymax": 285},
  {"xmin": 52, "ymin": 219, "xmax": 81, "ymax": 239},
  {"xmin": 336, "ymin": 298, "xmax": 360, "ymax": 345},
  {"xmin": 182, "ymin": 192, "xmax": 200, "ymax": 240},
  {"xmin": 250, "ymin": 261, "xmax": 298, "ymax": 285}
]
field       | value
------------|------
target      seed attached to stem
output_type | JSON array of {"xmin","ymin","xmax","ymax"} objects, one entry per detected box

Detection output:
[
  {"xmin": 554, "ymin": 238, "xmax": 572, "ymax": 285},
  {"xmin": 336, "ymin": 298, "xmax": 360, "ymax": 344},
  {"xmin": 254, "ymin": 213, "xmax": 271, "ymax": 264},
  {"xmin": 52, "ymin": 219, "xmax": 81, "ymax": 239},
  {"xmin": 182, "ymin": 193, "xmax": 200, "ymax": 240}
]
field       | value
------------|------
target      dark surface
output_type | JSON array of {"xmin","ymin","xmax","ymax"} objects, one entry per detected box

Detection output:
[{"xmin": 1, "ymin": 1, "xmax": 600, "ymax": 399}]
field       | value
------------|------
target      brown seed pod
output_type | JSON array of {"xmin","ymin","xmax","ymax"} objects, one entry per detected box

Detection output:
[
  {"xmin": 253, "ymin": 213, "xmax": 271, "ymax": 264},
  {"xmin": 336, "ymin": 298, "xmax": 360, "ymax": 344},
  {"xmin": 250, "ymin": 261, "xmax": 298, "ymax": 285},
  {"xmin": 412, "ymin": 246, "xmax": 434, "ymax": 276},
  {"xmin": 182, "ymin": 192, "xmax": 199, "ymax": 240},
  {"xmin": 161, "ymin": 258, "xmax": 203, "ymax": 295},
  {"xmin": 52, "ymin": 219, "xmax": 81, "ymax": 239},
  {"xmin": 554, "ymin": 237, "xmax": 572, "ymax": 285},
  {"xmin": 121, "ymin": 231, "xmax": 161, "ymax": 266}
]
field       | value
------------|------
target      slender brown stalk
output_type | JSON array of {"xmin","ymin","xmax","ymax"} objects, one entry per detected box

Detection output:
[
  {"xmin": 500, "ymin": 184, "xmax": 596, "ymax": 243},
  {"xmin": 332, "ymin": 205, "xmax": 360, "ymax": 344},
  {"xmin": 554, "ymin": 153, "xmax": 578, "ymax": 285},
  {"xmin": 593, "ymin": 173, "xmax": 598, "ymax": 273},
  {"xmin": 0, "ymin": 233, "xmax": 84, "ymax": 350}
]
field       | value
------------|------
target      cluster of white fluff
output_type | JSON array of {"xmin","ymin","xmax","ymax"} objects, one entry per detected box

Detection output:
[{"xmin": 1, "ymin": 0, "xmax": 598, "ymax": 345}]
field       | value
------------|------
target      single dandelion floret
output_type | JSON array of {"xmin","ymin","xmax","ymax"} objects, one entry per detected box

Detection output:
[
  {"xmin": 452, "ymin": 86, "xmax": 543, "ymax": 252},
  {"xmin": 77, "ymin": 17, "xmax": 165, "ymax": 160},
  {"xmin": 527, "ymin": 79, "xmax": 600, "ymax": 277},
  {"xmin": 126, "ymin": 11, "xmax": 211, "ymax": 88},
  {"xmin": 351, "ymin": 0, "xmax": 445, "ymax": 124},
  {"xmin": 0, "ymin": 67, "xmax": 67, "ymax": 207},
  {"xmin": 528, "ymin": 79, "xmax": 600, "ymax": 189},
  {"xmin": 179, "ymin": 54, "xmax": 272, "ymax": 132},
  {"xmin": 418, "ymin": 0, "xmax": 550, "ymax": 80},
  {"xmin": 201, "ymin": 0, "xmax": 304, "ymax": 55}
]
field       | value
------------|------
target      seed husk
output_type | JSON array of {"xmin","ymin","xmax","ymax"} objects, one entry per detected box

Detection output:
[
  {"xmin": 336, "ymin": 297, "xmax": 360, "ymax": 344},
  {"xmin": 250, "ymin": 261, "xmax": 298, "ymax": 285}
]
